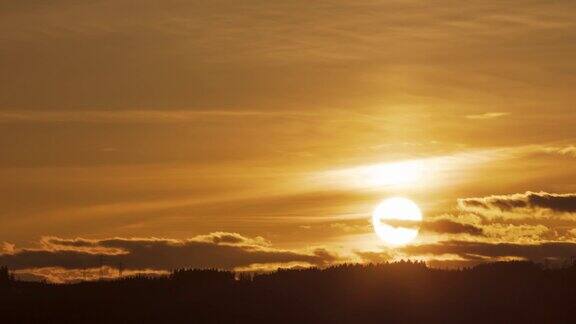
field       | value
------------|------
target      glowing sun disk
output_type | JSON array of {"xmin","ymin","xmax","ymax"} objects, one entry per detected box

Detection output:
[{"xmin": 372, "ymin": 197, "xmax": 422, "ymax": 245}]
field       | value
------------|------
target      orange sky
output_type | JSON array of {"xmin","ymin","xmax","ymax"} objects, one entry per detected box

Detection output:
[{"xmin": 1, "ymin": 0, "xmax": 576, "ymax": 282}]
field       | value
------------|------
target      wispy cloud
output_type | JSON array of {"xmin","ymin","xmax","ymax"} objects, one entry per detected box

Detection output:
[
  {"xmin": 0, "ymin": 110, "xmax": 311, "ymax": 123},
  {"xmin": 540, "ymin": 145, "xmax": 576, "ymax": 158},
  {"xmin": 465, "ymin": 112, "xmax": 510, "ymax": 120}
]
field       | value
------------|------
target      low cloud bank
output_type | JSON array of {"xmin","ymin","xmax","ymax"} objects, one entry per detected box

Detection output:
[{"xmin": 0, "ymin": 232, "xmax": 337, "ymax": 282}]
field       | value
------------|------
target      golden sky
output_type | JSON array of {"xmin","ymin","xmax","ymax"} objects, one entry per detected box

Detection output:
[{"xmin": 1, "ymin": 0, "xmax": 576, "ymax": 282}]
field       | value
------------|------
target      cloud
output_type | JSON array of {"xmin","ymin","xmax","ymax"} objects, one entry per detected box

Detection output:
[
  {"xmin": 480, "ymin": 224, "xmax": 552, "ymax": 244},
  {"xmin": 3, "ymin": 0, "xmax": 575, "ymax": 112},
  {"xmin": 421, "ymin": 219, "xmax": 484, "ymax": 236},
  {"xmin": 13, "ymin": 266, "xmax": 168, "ymax": 284},
  {"xmin": 453, "ymin": 192, "xmax": 576, "ymax": 244},
  {"xmin": 186, "ymin": 232, "xmax": 271, "ymax": 246},
  {"xmin": 541, "ymin": 145, "xmax": 576, "ymax": 158},
  {"xmin": 323, "ymin": 217, "xmax": 484, "ymax": 239},
  {"xmin": 355, "ymin": 251, "xmax": 394, "ymax": 264},
  {"xmin": 0, "ymin": 233, "xmax": 338, "ymax": 275},
  {"xmin": 376, "ymin": 219, "xmax": 484, "ymax": 236},
  {"xmin": 465, "ymin": 112, "xmax": 510, "ymax": 120},
  {"xmin": 0, "ymin": 242, "xmax": 16, "ymax": 254},
  {"xmin": 458, "ymin": 191, "xmax": 576, "ymax": 214},
  {"xmin": 401, "ymin": 240, "xmax": 576, "ymax": 263},
  {"xmin": 0, "ymin": 110, "xmax": 308, "ymax": 124}
]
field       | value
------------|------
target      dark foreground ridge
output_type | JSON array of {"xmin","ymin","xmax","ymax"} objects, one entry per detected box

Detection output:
[{"xmin": 1, "ymin": 261, "xmax": 575, "ymax": 323}]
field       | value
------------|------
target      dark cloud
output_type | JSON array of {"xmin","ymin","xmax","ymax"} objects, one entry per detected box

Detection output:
[
  {"xmin": 206, "ymin": 233, "xmax": 251, "ymax": 244},
  {"xmin": 458, "ymin": 191, "xmax": 576, "ymax": 213},
  {"xmin": 401, "ymin": 240, "xmax": 576, "ymax": 262},
  {"xmin": 421, "ymin": 219, "xmax": 484, "ymax": 236},
  {"xmin": 41, "ymin": 237, "xmax": 101, "ymax": 249},
  {"xmin": 0, "ymin": 233, "xmax": 336, "ymax": 271},
  {"xmin": 382, "ymin": 219, "xmax": 483, "ymax": 236}
]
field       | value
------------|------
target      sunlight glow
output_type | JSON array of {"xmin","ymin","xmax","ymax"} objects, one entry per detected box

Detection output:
[
  {"xmin": 365, "ymin": 161, "xmax": 423, "ymax": 186},
  {"xmin": 372, "ymin": 197, "xmax": 422, "ymax": 246},
  {"xmin": 322, "ymin": 160, "xmax": 424, "ymax": 189}
]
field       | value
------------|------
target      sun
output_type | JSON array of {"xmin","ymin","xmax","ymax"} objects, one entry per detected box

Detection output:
[{"xmin": 372, "ymin": 197, "xmax": 422, "ymax": 245}]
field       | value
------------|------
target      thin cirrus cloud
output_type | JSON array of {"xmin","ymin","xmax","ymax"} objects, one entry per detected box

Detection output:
[
  {"xmin": 0, "ymin": 110, "xmax": 311, "ymax": 123},
  {"xmin": 465, "ymin": 112, "xmax": 510, "ymax": 120},
  {"xmin": 2, "ymin": 0, "xmax": 576, "ymax": 110},
  {"xmin": 541, "ymin": 145, "xmax": 576, "ymax": 158}
]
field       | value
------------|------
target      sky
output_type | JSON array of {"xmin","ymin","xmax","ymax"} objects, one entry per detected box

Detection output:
[{"xmin": 1, "ymin": 0, "xmax": 576, "ymax": 282}]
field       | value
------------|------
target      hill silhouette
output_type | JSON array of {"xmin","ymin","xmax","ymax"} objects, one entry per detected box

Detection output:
[{"xmin": 0, "ymin": 261, "xmax": 575, "ymax": 323}]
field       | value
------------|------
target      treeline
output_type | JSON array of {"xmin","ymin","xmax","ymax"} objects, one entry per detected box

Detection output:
[{"xmin": 1, "ymin": 261, "xmax": 576, "ymax": 323}]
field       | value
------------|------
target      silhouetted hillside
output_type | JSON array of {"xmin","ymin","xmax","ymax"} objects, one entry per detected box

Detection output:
[{"xmin": 1, "ymin": 261, "xmax": 575, "ymax": 323}]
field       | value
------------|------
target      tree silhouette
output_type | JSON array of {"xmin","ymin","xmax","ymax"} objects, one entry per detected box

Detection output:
[
  {"xmin": 0, "ymin": 266, "xmax": 12, "ymax": 286},
  {"xmin": 0, "ymin": 261, "xmax": 575, "ymax": 323}
]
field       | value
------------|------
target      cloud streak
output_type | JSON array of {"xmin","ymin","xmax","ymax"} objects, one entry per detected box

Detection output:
[
  {"xmin": 459, "ymin": 191, "xmax": 576, "ymax": 214},
  {"xmin": 465, "ymin": 112, "xmax": 509, "ymax": 120},
  {"xmin": 541, "ymin": 145, "xmax": 576, "ymax": 158},
  {"xmin": 0, "ymin": 110, "xmax": 309, "ymax": 124},
  {"xmin": 421, "ymin": 219, "xmax": 484, "ymax": 236},
  {"xmin": 402, "ymin": 240, "xmax": 576, "ymax": 263}
]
